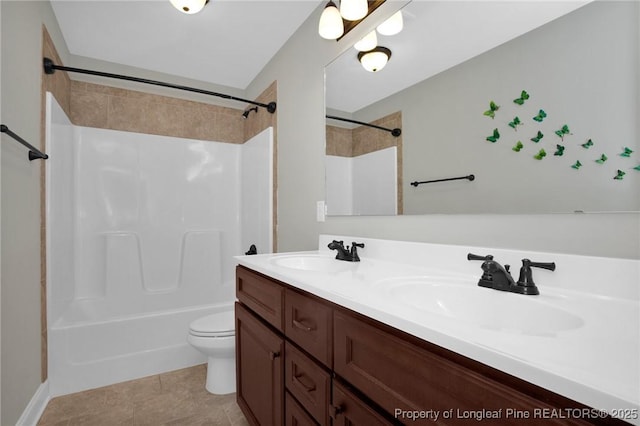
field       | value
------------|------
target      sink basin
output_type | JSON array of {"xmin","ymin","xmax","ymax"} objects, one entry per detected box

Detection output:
[
  {"xmin": 376, "ymin": 276, "xmax": 584, "ymax": 335},
  {"xmin": 270, "ymin": 255, "xmax": 352, "ymax": 272}
]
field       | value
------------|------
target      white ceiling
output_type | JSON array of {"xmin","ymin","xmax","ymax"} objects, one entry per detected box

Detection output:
[{"xmin": 50, "ymin": 0, "xmax": 322, "ymax": 90}]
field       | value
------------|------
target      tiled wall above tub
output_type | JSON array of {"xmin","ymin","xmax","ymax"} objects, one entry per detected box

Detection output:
[{"xmin": 69, "ymin": 81, "xmax": 245, "ymax": 144}]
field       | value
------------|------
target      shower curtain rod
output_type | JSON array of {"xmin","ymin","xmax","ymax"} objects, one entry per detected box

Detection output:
[
  {"xmin": 43, "ymin": 58, "xmax": 277, "ymax": 113},
  {"xmin": 0, "ymin": 124, "xmax": 49, "ymax": 161},
  {"xmin": 326, "ymin": 115, "xmax": 401, "ymax": 137}
]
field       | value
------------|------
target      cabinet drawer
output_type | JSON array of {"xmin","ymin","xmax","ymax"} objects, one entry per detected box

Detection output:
[
  {"xmin": 285, "ymin": 342, "xmax": 331, "ymax": 426},
  {"xmin": 286, "ymin": 391, "xmax": 319, "ymax": 426},
  {"xmin": 237, "ymin": 265, "xmax": 284, "ymax": 331},
  {"xmin": 331, "ymin": 381, "xmax": 393, "ymax": 426},
  {"xmin": 334, "ymin": 311, "xmax": 587, "ymax": 426},
  {"xmin": 285, "ymin": 288, "xmax": 332, "ymax": 367}
]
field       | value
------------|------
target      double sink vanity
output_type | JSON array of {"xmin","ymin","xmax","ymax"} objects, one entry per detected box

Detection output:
[{"xmin": 234, "ymin": 235, "xmax": 639, "ymax": 425}]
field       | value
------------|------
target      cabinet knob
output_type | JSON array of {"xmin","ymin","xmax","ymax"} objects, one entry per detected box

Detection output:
[
  {"xmin": 329, "ymin": 404, "xmax": 343, "ymax": 419},
  {"xmin": 269, "ymin": 351, "xmax": 280, "ymax": 360}
]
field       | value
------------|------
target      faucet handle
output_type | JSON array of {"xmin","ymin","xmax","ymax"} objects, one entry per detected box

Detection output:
[
  {"xmin": 467, "ymin": 253, "xmax": 493, "ymax": 261},
  {"xmin": 515, "ymin": 259, "xmax": 555, "ymax": 295},
  {"xmin": 349, "ymin": 242, "xmax": 364, "ymax": 261}
]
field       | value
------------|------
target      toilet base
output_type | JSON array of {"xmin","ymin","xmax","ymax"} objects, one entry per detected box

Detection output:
[{"xmin": 205, "ymin": 355, "xmax": 236, "ymax": 395}]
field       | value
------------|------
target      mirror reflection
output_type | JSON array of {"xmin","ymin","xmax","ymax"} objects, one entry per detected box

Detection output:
[{"xmin": 325, "ymin": 1, "xmax": 639, "ymax": 215}]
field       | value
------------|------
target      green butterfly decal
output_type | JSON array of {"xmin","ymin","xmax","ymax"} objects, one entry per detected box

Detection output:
[
  {"xmin": 486, "ymin": 128, "xmax": 500, "ymax": 143},
  {"xmin": 554, "ymin": 124, "xmax": 572, "ymax": 141},
  {"xmin": 620, "ymin": 147, "xmax": 634, "ymax": 157},
  {"xmin": 530, "ymin": 131, "xmax": 544, "ymax": 143},
  {"xmin": 512, "ymin": 141, "xmax": 524, "ymax": 152},
  {"xmin": 634, "ymin": 165, "xmax": 640, "ymax": 171},
  {"xmin": 554, "ymin": 145, "xmax": 565, "ymax": 156},
  {"xmin": 595, "ymin": 154, "xmax": 608, "ymax": 164},
  {"xmin": 613, "ymin": 170, "xmax": 626, "ymax": 180},
  {"xmin": 483, "ymin": 101, "xmax": 500, "ymax": 119},
  {"xmin": 534, "ymin": 149, "xmax": 547, "ymax": 160},
  {"xmin": 571, "ymin": 160, "xmax": 582, "ymax": 170},
  {"xmin": 513, "ymin": 90, "xmax": 530, "ymax": 105},
  {"xmin": 581, "ymin": 139, "xmax": 594, "ymax": 149},
  {"xmin": 532, "ymin": 109, "xmax": 547, "ymax": 122},
  {"xmin": 508, "ymin": 116, "xmax": 522, "ymax": 130}
]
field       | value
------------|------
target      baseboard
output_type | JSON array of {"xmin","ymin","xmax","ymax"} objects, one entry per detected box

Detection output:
[{"xmin": 16, "ymin": 381, "xmax": 50, "ymax": 426}]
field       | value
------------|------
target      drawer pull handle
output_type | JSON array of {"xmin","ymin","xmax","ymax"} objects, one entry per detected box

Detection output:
[
  {"xmin": 329, "ymin": 405, "xmax": 343, "ymax": 419},
  {"xmin": 293, "ymin": 374, "xmax": 316, "ymax": 392},
  {"xmin": 292, "ymin": 319, "xmax": 314, "ymax": 332},
  {"xmin": 269, "ymin": 351, "xmax": 280, "ymax": 360}
]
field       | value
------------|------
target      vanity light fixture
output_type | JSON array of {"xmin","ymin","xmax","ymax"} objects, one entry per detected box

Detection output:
[
  {"xmin": 354, "ymin": 30, "xmax": 378, "ymax": 51},
  {"xmin": 358, "ymin": 46, "xmax": 391, "ymax": 72},
  {"xmin": 319, "ymin": 1, "xmax": 345, "ymax": 40},
  {"xmin": 170, "ymin": 0, "xmax": 208, "ymax": 14},
  {"xmin": 376, "ymin": 10, "xmax": 403, "ymax": 35},
  {"xmin": 339, "ymin": 0, "xmax": 368, "ymax": 21},
  {"xmin": 318, "ymin": 0, "xmax": 386, "ymax": 40}
]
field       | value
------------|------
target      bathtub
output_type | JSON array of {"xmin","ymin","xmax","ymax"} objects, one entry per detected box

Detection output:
[
  {"xmin": 48, "ymin": 300, "xmax": 233, "ymax": 397},
  {"xmin": 45, "ymin": 93, "xmax": 272, "ymax": 397}
]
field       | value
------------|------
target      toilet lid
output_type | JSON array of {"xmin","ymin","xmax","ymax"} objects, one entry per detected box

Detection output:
[{"xmin": 189, "ymin": 310, "xmax": 235, "ymax": 337}]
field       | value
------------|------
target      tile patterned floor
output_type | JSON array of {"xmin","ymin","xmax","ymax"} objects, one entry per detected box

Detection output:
[{"xmin": 37, "ymin": 364, "xmax": 250, "ymax": 426}]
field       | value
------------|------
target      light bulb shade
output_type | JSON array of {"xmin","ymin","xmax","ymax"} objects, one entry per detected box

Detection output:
[
  {"xmin": 354, "ymin": 31, "xmax": 377, "ymax": 52},
  {"xmin": 319, "ymin": 1, "xmax": 344, "ymax": 39},
  {"xmin": 377, "ymin": 10, "xmax": 403, "ymax": 35},
  {"xmin": 170, "ymin": 0, "xmax": 206, "ymax": 14},
  {"xmin": 358, "ymin": 47, "xmax": 391, "ymax": 72},
  {"xmin": 339, "ymin": 0, "xmax": 368, "ymax": 21}
]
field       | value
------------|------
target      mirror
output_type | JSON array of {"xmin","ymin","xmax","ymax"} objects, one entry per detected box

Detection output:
[{"xmin": 325, "ymin": 1, "xmax": 639, "ymax": 215}]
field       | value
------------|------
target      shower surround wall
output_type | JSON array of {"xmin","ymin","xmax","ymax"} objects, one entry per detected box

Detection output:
[{"xmin": 45, "ymin": 93, "xmax": 273, "ymax": 396}]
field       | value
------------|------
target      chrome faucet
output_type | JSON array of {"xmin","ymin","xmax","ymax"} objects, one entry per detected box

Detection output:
[
  {"xmin": 328, "ymin": 240, "xmax": 364, "ymax": 262},
  {"xmin": 467, "ymin": 253, "xmax": 555, "ymax": 295}
]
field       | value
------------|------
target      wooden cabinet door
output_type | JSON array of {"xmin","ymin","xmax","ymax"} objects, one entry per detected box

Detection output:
[
  {"xmin": 334, "ymin": 310, "xmax": 590, "ymax": 426},
  {"xmin": 331, "ymin": 381, "xmax": 393, "ymax": 426},
  {"xmin": 235, "ymin": 302, "xmax": 284, "ymax": 426}
]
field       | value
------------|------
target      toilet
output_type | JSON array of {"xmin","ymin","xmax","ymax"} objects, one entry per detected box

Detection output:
[{"xmin": 187, "ymin": 309, "xmax": 236, "ymax": 394}]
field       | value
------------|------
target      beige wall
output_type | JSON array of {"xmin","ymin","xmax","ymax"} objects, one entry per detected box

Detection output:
[{"xmin": 1, "ymin": 2, "xmax": 70, "ymax": 424}]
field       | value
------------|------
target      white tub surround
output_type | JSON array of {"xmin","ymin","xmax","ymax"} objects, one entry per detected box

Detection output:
[
  {"xmin": 45, "ymin": 93, "xmax": 273, "ymax": 396},
  {"xmin": 236, "ymin": 235, "xmax": 640, "ymax": 425}
]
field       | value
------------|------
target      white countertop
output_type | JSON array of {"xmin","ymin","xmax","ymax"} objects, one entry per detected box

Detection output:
[{"xmin": 235, "ymin": 235, "xmax": 640, "ymax": 425}]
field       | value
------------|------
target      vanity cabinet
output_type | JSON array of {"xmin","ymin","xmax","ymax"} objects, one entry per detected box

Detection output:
[{"xmin": 236, "ymin": 265, "xmax": 617, "ymax": 426}]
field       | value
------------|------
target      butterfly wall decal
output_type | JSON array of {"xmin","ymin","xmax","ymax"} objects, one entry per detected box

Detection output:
[
  {"xmin": 534, "ymin": 149, "xmax": 547, "ymax": 160},
  {"xmin": 532, "ymin": 109, "xmax": 547, "ymax": 122},
  {"xmin": 486, "ymin": 128, "xmax": 500, "ymax": 143},
  {"xmin": 613, "ymin": 170, "xmax": 626, "ymax": 180},
  {"xmin": 530, "ymin": 131, "xmax": 544, "ymax": 143},
  {"xmin": 595, "ymin": 154, "xmax": 608, "ymax": 164},
  {"xmin": 581, "ymin": 139, "xmax": 594, "ymax": 149},
  {"xmin": 554, "ymin": 125, "xmax": 572, "ymax": 141},
  {"xmin": 483, "ymin": 101, "xmax": 500, "ymax": 119},
  {"xmin": 634, "ymin": 165, "xmax": 640, "ymax": 171},
  {"xmin": 513, "ymin": 90, "xmax": 530, "ymax": 105},
  {"xmin": 571, "ymin": 160, "xmax": 582, "ymax": 170},
  {"xmin": 508, "ymin": 116, "xmax": 522, "ymax": 130},
  {"xmin": 554, "ymin": 145, "xmax": 565, "ymax": 156},
  {"xmin": 512, "ymin": 141, "xmax": 523, "ymax": 152},
  {"xmin": 620, "ymin": 147, "xmax": 634, "ymax": 157}
]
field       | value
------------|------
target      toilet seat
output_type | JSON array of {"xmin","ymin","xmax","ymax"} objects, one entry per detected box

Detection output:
[{"xmin": 189, "ymin": 311, "xmax": 235, "ymax": 338}]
